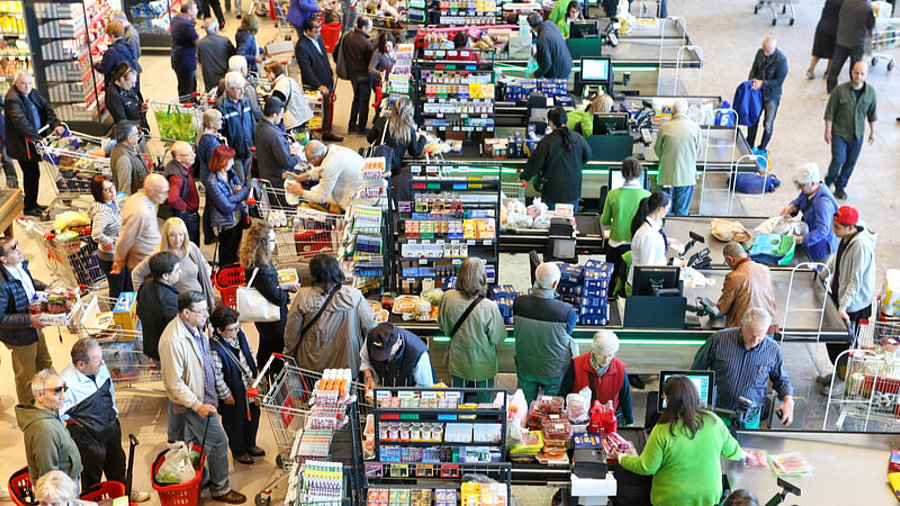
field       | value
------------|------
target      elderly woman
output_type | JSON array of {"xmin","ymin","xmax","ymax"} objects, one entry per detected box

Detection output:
[
  {"xmin": 131, "ymin": 217, "xmax": 216, "ymax": 311},
  {"xmin": 561, "ymin": 330, "xmax": 633, "ymax": 425},
  {"xmin": 438, "ymin": 257, "xmax": 507, "ymax": 402},
  {"xmin": 780, "ymin": 163, "xmax": 839, "ymax": 263},
  {"xmin": 284, "ymin": 253, "xmax": 376, "ymax": 373},
  {"xmin": 33, "ymin": 470, "xmax": 94, "ymax": 505},
  {"xmin": 89, "ymin": 175, "xmax": 131, "ymax": 300}
]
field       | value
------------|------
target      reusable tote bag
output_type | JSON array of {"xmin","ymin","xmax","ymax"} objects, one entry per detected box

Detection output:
[{"xmin": 236, "ymin": 268, "xmax": 281, "ymax": 322}]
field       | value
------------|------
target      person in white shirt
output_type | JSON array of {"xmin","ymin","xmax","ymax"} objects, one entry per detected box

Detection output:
[
  {"xmin": 628, "ymin": 191, "xmax": 684, "ymax": 285},
  {"xmin": 284, "ymin": 140, "xmax": 364, "ymax": 210}
]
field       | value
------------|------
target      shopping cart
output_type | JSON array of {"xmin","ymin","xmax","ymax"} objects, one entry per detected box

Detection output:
[
  {"xmin": 18, "ymin": 217, "xmax": 106, "ymax": 290},
  {"xmin": 213, "ymin": 264, "xmax": 247, "ymax": 311},
  {"xmin": 869, "ymin": 16, "xmax": 898, "ymax": 71},
  {"xmin": 68, "ymin": 292, "xmax": 162, "ymax": 389},
  {"xmin": 35, "ymin": 127, "xmax": 111, "ymax": 214},
  {"xmin": 147, "ymin": 100, "xmax": 205, "ymax": 143},
  {"xmin": 137, "ymin": 129, "xmax": 175, "ymax": 174},
  {"xmin": 753, "ymin": 0, "xmax": 794, "ymax": 25},
  {"xmin": 502, "ymin": 180, "xmax": 527, "ymax": 200}
]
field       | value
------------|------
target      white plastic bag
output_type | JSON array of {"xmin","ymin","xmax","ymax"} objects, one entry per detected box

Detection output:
[
  {"xmin": 754, "ymin": 213, "xmax": 809, "ymax": 236},
  {"xmin": 566, "ymin": 387, "xmax": 591, "ymax": 424},
  {"xmin": 528, "ymin": 198, "xmax": 551, "ymax": 229},
  {"xmin": 508, "ymin": 388, "xmax": 528, "ymax": 428},
  {"xmin": 154, "ymin": 441, "xmax": 196, "ymax": 485}
]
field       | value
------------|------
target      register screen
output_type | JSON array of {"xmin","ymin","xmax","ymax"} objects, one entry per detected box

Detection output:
[{"xmin": 658, "ymin": 370, "xmax": 715, "ymax": 411}]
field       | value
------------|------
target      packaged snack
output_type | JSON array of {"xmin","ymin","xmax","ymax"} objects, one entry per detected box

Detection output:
[
  {"xmin": 768, "ymin": 453, "xmax": 814, "ymax": 477},
  {"xmin": 743, "ymin": 449, "xmax": 768, "ymax": 469},
  {"xmin": 541, "ymin": 415, "xmax": 571, "ymax": 443},
  {"xmin": 536, "ymin": 395, "xmax": 564, "ymax": 414}
]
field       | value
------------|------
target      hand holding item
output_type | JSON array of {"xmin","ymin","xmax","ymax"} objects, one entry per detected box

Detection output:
[
  {"xmin": 198, "ymin": 404, "xmax": 218, "ymax": 418},
  {"xmin": 224, "ymin": 395, "xmax": 235, "ymax": 405},
  {"xmin": 29, "ymin": 314, "xmax": 47, "ymax": 329}
]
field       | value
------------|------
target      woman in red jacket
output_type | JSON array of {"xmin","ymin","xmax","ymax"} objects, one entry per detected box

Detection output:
[{"xmin": 560, "ymin": 330, "xmax": 633, "ymax": 425}]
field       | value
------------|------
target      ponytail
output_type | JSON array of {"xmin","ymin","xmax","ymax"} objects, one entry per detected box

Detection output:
[
  {"xmin": 630, "ymin": 190, "xmax": 671, "ymax": 237},
  {"xmin": 548, "ymin": 106, "xmax": 577, "ymax": 150}
]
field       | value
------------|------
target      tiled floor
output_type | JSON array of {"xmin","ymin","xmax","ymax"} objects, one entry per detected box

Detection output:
[{"xmin": 0, "ymin": 0, "xmax": 898, "ymax": 503}]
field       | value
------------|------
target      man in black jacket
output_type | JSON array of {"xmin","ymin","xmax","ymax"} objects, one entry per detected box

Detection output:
[
  {"xmin": 527, "ymin": 13, "xmax": 573, "ymax": 80},
  {"xmin": 295, "ymin": 18, "xmax": 342, "ymax": 141},
  {"xmin": 0, "ymin": 236, "xmax": 51, "ymax": 404},
  {"xmin": 826, "ymin": 0, "xmax": 875, "ymax": 93},
  {"xmin": 4, "ymin": 71, "xmax": 65, "ymax": 216},
  {"xmin": 747, "ymin": 37, "xmax": 788, "ymax": 151},
  {"xmin": 135, "ymin": 251, "xmax": 181, "ymax": 362},
  {"xmin": 197, "ymin": 19, "xmax": 235, "ymax": 93},
  {"xmin": 338, "ymin": 17, "xmax": 375, "ymax": 134},
  {"xmin": 254, "ymin": 97, "xmax": 301, "ymax": 200}
]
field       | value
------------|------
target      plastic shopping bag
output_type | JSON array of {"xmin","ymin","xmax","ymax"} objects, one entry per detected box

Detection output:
[
  {"xmin": 154, "ymin": 106, "xmax": 196, "ymax": 142},
  {"xmin": 154, "ymin": 441, "xmax": 197, "ymax": 485}
]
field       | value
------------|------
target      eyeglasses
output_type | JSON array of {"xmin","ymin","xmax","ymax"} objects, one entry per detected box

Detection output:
[
  {"xmin": 103, "ymin": 184, "xmax": 116, "ymax": 192},
  {"xmin": 42, "ymin": 384, "xmax": 68, "ymax": 395},
  {"xmin": 223, "ymin": 325, "xmax": 240, "ymax": 333},
  {"xmin": 188, "ymin": 306, "xmax": 209, "ymax": 315}
]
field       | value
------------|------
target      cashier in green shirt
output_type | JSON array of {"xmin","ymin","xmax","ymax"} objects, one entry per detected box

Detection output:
[{"xmin": 611, "ymin": 375, "xmax": 744, "ymax": 506}]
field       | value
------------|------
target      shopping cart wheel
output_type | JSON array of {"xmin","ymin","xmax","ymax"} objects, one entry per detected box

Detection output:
[
  {"xmin": 754, "ymin": 5, "xmax": 759, "ymax": 13},
  {"xmin": 254, "ymin": 492, "xmax": 272, "ymax": 505},
  {"xmin": 888, "ymin": 60, "xmax": 895, "ymax": 71},
  {"xmin": 872, "ymin": 56, "xmax": 878, "ymax": 66},
  {"xmin": 789, "ymin": 18, "xmax": 794, "ymax": 25},
  {"xmin": 276, "ymin": 455, "xmax": 284, "ymax": 469},
  {"xmin": 771, "ymin": 18, "xmax": 777, "ymax": 25}
]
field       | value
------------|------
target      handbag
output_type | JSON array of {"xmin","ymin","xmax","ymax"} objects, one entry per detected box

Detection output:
[{"xmin": 236, "ymin": 268, "xmax": 281, "ymax": 322}]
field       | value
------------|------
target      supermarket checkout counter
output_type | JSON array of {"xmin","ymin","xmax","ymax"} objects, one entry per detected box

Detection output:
[{"xmin": 0, "ymin": 189, "xmax": 24, "ymax": 236}]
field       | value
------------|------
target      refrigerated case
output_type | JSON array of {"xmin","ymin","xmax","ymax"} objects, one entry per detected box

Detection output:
[
  {"xmin": 24, "ymin": 0, "xmax": 117, "ymax": 135},
  {"xmin": 0, "ymin": 1, "xmax": 33, "ymax": 97},
  {"xmin": 123, "ymin": 0, "xmax": 176, "ymax": 54}
]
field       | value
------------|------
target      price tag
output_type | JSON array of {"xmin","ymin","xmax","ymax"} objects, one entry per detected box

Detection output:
[
  {"xmin": 375, "ymin": 390, "xmax": 391, "ymax": 400},
  {"xmin": 484, "ymin": 240, "xmax": 493, "ymax": 245},
  {"xmin": 421, "ymin": 390, "xmax": 437, "ymax": 399},
  {"xmin": 419, "ymin": 259, "xmax": 428, "ymax": 265},
  {"xmin": 436, "ymin": 240, "xmax": 445, "ymax": 245},
  {"xmin": 445, "ymin": 391, "xmax": 462, "ymax": 400},
  {"xmin": 450, "ymin": 240, "xmax": 460, "ymax": 245},
  {"xmin": 397, "ymin": 390, "xmax": 416, "ymax": 398},
  {"xmin": 422, "ymin": 240, "xmax": 431, "ymax": 245},
  {"xmin": 467, "ymin": 240, "xmax": 475, "ymax": 245},
  {"xmin": 452, "ymin": 259, "xmax": 461, "ymax": 265}
]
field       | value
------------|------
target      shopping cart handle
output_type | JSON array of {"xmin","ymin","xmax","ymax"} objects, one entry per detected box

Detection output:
[
  {"xmin": 246, "ymin": 387, "xmax": 260, "ymax": 399},
  {"xmin": 247, "ymin": 198, "xmax": 257, "ymax": 206},
  {"xmin": 129, "ymin": 434, "xmax": 140, "ymax": 446}
]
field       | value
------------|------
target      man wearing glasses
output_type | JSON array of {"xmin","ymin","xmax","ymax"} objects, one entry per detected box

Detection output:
[
  {"xmin": 15, "ymin": 369, "xmax": 83, "ymax": 485},
  {"xmin": 0, "ymin": 236, "xmax": 52, "ymax": 405},
  {"xmin": 159, "ymin": 291, "xmax": 246, "ymax": 504}
]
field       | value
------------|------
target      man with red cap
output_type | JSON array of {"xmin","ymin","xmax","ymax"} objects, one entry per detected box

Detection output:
[
  {"xmin": 360, "ymin": 323, "xmax": 435, "ymax": 401},
  {"xmin": 819, "ymin": 205, "xmax": 877, "ymax": 395}
]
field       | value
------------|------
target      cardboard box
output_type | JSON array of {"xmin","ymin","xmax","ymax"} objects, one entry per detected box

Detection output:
[
  {"xmin": 113, "ymin": 291, "xmax": 139, "ymax": 331},
  {"xmin": 560, "ymin": 263, "xmax": 585, "ymax": 284}
]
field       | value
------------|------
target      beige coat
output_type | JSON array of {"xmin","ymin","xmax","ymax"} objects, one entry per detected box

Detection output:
[
  {"xmin": 159, "ymin": 316, "xmax": 208, "ymax": 411},
  {"xmin": 284, "ymin": 285, "xmax": 376, "ymax": 374},
  {"xmin": 114, "ymin": 192, "xmax": 161, "ymax": 270}
]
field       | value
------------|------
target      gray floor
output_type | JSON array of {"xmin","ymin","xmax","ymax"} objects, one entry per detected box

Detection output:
[{"xmin": 0, "ymin": 0, "xmax": 898, "ymax": 503}]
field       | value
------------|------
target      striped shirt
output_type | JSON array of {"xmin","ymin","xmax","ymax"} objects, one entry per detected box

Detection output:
[
  {"xmin": 691, "ymin": 327, "xmax": 793, "ymax": 412},
  {"xmin": 89, "ymin": 201, "xmax": 121, "ymax": 262}
]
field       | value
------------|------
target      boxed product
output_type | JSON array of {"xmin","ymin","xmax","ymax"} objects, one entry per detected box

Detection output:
[
  {"xmin": 541, "ymin": 414, "xmax": 572, "ymax": 444},
  {"xmin": 277, "ymin": 268, "xmax": 299, "ymax": 287},
  {"xmin": 113, "ymin": 291, "xmax": 139, "ymax": 331},
  {"xmin": 881, "ymin": 269, "xmax": 900, "ymax": 316},
  {"xmin": 560, "ymin": 263, "xmax": 585, "ymax": 284}
]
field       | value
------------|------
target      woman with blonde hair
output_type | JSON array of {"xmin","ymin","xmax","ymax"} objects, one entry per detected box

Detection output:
[
  {"xmin": 568, "ymin": 92, "xmax": 615, "ymax": 136},
  {"xmin": 438, "ymin": 257, "xmax": 507, "ymax": 402},
  {"xmin": 239, "ymin": 222, "xmax": 299, "ymax": 369},
  {"xmin": 367, "ymin": 97, "xmax": 425, "ymax": 173},
  {"xmin": 197, "ymin": 107, "xmax": 228, "ymax": 244},
  {"xmin": 130, "ymin": 217, "xmax": 216, "ymax": 310}
]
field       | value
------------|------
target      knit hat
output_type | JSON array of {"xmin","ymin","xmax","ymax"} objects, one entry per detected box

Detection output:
[
  {"xmin": 793, "ymin": 163, "xmax": 820, "ymax": 186},
  {"xmin": 834, "ymin": 206, "xmax": 859, "ymax": 226}
]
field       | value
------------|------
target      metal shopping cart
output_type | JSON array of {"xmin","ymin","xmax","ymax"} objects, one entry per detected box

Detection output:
[
  {"xmin": 147, "ymin": 100, "xmax": 206, "ymax": 143},
  {"xmin": 35, "ymin": 128, "xmax": 111, "ymax": 214},
  {"xmin": 137, "ymin": 129, "xmax": 176, "ymax": 173},
  {"xmin": 502, "ymin": 180, "xmax": 527, "ymax": 201},
  {"xmin": 18, "ymin": 217, "xmax": 106, "ymax": 290},
  {"xmin": 753, "ymin": 0, "xmax": 794, "ymax": 25},
  {"xmin": 869, "ymin": 16, "xmax": 898, "ymax": 71}
]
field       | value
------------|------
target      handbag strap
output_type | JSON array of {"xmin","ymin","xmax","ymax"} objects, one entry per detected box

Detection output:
[
  {"xmin": 246, "ymin": 267, "xmax": 260, "ymax": 286},
  {"xmin": 213, "ymin": 336, "xmax": 254, "ymax": 380},
  {"xmin": 301, "ymin": 287, "xmax": 340, "ymax": 337},
  {"xmin": 449, "ymin": 295, "xmax": 484, "ymax": 339}
]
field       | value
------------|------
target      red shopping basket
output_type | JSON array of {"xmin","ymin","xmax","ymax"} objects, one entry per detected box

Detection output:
[
  {"xmin": 151, "ymin": 444, "xmax": 205, "ymax": 506},
  {"xmin": 81, "ymin": 481, "xmax": 127, "ymax": 502},
  {"xmin": 9, "ymin": 467, "xmax": 128, "ymax": 506},
  {"xmin": 214, "ymin": 264, "xmax": 246, "ymax": 311},
  {"xmin": 321, "ymin": 22, "xmax": 342, "ymax": 52}
]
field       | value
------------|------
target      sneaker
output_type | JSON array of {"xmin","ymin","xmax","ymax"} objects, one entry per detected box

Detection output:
[
  {"xmin": 131, "ymin": 489, "xmax": 151, "ymax": 503},
  {"xmin": 234, "ymin": 454, "xmax": 254, "ymax": 464},
  {"xmin": 806, "ymin": 70, "xmax": 815, "ymax": 80},
  {"xmin": 247, "ymin": 445, "xmax": 266, "ymax": 457},
  {"xmin": 213, "ymin": 490, "xmax": 248, "ymax": 504},
  {"xmin": 0, "ymin": 485, "xmax": 10, "ymax": 500},
  {"xmin": 834, "ymin": 188, "xmax": 848, "ymax": 199},
  {"xmin": 816, "ymin": 372, "xmax": 835, "ymax": 385}
]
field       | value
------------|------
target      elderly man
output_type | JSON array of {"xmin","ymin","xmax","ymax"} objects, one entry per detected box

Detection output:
[
  {"xmin": 112, "ymin": 173, "xmax": 167, "ymax": 275},
  {"xmin": 4, "ymin": 70, "xmax": 65, "ymax": 216},
  {"xmin": 716, "ymin": 242, "xmax": 776, "ymax": 329},
  {"xmin": 109, "ymin": 120, "xmax": 148, "ymax": 195},
  {"xmin": 59, "ymin": 339, "xmax": 150, "ymax": 501},
  {"xmin": 161, "ymin": 141, "xmax": 200, "ymax": 245},
  {"xmin": 16, "ymin": 370, "xmax": 83, "ymax": 485},
  {"xmin": 339, "ymin": 17, "xmax": 375, "ymax": 133},
  {"xmin": 170, "ymin": 1, "xmax": 199, "ymax": 99},
  {"xmin": 136, "ymin": 252, "xmax": 181, "ymax": 362},
  {"xmin": 295, "ymin": 18, "xmax": 341, "ymax": 142},
  {"xmin": 216, "ymin": 71, "xmax": 256, "ymax": 184},
  {"xmin": 216, "ymin": 56, "xmax": 262, "ymax": 121},
  {"xmin": 198, "ymin": 19, "xmax": 235, "ymax": 93},
  {"xmin": 824, "ymin": 61, "xmax": 877, "ymax": 199},
  {"xmin": 255, "ymin": 97, "xmax": 302, "ymax": 206},
  {"xmin": 692, "ymin": 307, "xmax": 794, "ymax": 428},
  {"xmin": 780, "ymin": 163, "xmax": 839, "ymax": 263},
  {"xmin": 746, "ymin": 37, "xmax": 788, "ymax": 151},
  {"xmin": 0, "ymin": 236, "xmax": 50, "ymax": 404},
  {"xmin": 560, "ymin": 331, "xmax": 633, "ymax": 425},
  {"xmin": 654, "ymin": 98, "xmax": 702, "ymax": 216},
  {"xmin": 361, "ymin": 323, "xmax": 435, "ymax": 400},
  {"xmin": 820, "ymin": 205, "xmax": 877, "ymax": 394},
  {"xmin": 513, "ymin": 262, "xmax": 579, "ymax": 403},
  {"xmin": 284, "ymin": 140, "xmax": 363, "ymax": 210},
  {"xmin": 826, "ymin": 0, "xmax": 876, "ymax": 93},
  {"xmin": 159, "ymin": 291, "xmax": 246, "ymax": 504},
  {"xmin": 527, "ymin": 12, "xmax": 573, "ymax": 79},
  {"xmin": 110, "ymin": 10, "xmax": 141, "ymax": 72}
]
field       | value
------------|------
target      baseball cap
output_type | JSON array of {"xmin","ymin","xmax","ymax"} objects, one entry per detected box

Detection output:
[
  {"xmin": 834, "ymin": 206, "xmax": 859, "ymax": 226},
  {"xmin": 793, "ymin": 163, "xmax": 820, "ymax": 187},
  {"xmin": 367, "ymin": 323, "xmax": 401, "ymax": 362}
]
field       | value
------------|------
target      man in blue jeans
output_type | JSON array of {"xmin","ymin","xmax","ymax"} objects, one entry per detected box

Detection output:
[
  {"xmin": 654, "ymin": 98, "xmax": 702, "ymax": 216},
  {"xmin": 823, "ymin": 61, "xmax": 876, "ymax": 200},
  {"xmin": 159, "ymin": 291, "xmax": 246, "ymax": 504},
  {"xmin": 746, "ymin": 37, "xmax": 788, "ymax": 151}
]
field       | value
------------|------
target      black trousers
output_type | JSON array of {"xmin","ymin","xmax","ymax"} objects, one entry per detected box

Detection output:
[
  {"xmin": 348, "ymin": 75, "xmax": 371, "ymax": 130},
  {"xmin": 217, "ymin": 222, "xmax": 243, "ymax": 267},
  {"xmin": 179, "ymin": 209, "xmax": 201, "ymax": 247},
  {"xmin": 174, "ymin": 64, "xmax": 197, "ymax": 100},
  {"xmin": 826, "ymin": 305, "xmax": 872, "ymax": 366},
  {"xmin": 67, "ymin": 420, "xmax": 127, "ymax": 489},
  {"xmin": 98, "ymin": 259, "xmax": 133, "ymax": 300},
  {"xmin": 605, "ymin": 243, "xmax": 631, "ymax": 297},
  {"xmin": 826, "ymin": 44, "xmax": 864, "ymax": 93},
  {"xmin": 255, "ymin": 305, "xmax": 287, "ymax": 375},
  {"xmin": 201, "ymin": 0, "xmax": 225, "ymax": 24},
  {"xmin": 19, "ymin": 159, "xmax": 40, "ymax": 210},
  {"xmin": 220, "ymin": 400, "xmax": 261, "ymax": 456}
]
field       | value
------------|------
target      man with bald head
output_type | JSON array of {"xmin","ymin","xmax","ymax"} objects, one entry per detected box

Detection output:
[
  {"xmin": 716, "ymin": 241, "xmax": 776, "ymax": 329},
  {"xmin": 513, "ymin": 262, "xmax": 579, "ymax": 403},
  {"xmin": 824, "ymin": 61, "xmax": 876, "ymax": 199},
  {"xmin": 747, "ymin": 37, "xmax": 787, "ymax": 151},
  {"xmin": 160, "ymin": 141, "xmax": 200, "ymax": 245},
  {"xmin": 112, "ymin": 173, "xmax": 167, "ymax": 275},
  {"xmin": 653, "ymin": 98, "xmax": 702, "ymax": 216}
]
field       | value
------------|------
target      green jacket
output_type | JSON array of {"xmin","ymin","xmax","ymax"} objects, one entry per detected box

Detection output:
[
  {"xmin": 16, "ymin": 401, "xmax": 83, "ymax": 485},
  {"xmin": 567, "ymin": 109, "xmax": 593, "ymax": 136},
  {"xmin": 824, "ymin": 81, "xmax": 877, "ymax": 142},
  {"xmin": 653, "ymin": 113, "xmax": 702, "ymax": 188},
  {"xmin": 619, "ymin": 413, "xmax": 742, "ymax": 506},
  {"xmin": 601, "ymin": 184, "xmax": 651, "ymax": 243},
  {"xmin": 438, "ymin": 289, "xmax": 507, "ymax": 381},
  {"xmin": 557, "ymin": 18, "xmax": 570, "ymax": 38},
  {"xmin": 548, "ymin": 0, "xmax": 569, "ymax": 24}
]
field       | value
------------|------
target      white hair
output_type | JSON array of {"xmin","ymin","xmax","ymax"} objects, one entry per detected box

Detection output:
[
  {"xmin": 33, "ymin": 471, "xmax": 78, "ymax": 503},
  {"xmin": 205, "ymin": 17, "xmax": 219, "ymax": 32},
  {"xmin": 306, "ymin": 140, "xmax": 327, "ymax": 158},
  {"xmin": 110, "ymin": 9, "xmax": 128, "ymax": 23},
  {"xmin": 742, "ymin": 307, "xmax": 772, "ymax": 330},
  {"xmin": 31, "ymin": 368, "xmax": 58, "ymax": 395},
  {"xmin": 228, "ymin": 55, "xmax": 248, "ymax": 72},
  {"xmin": 534, "ymin": 262, "xmax": 561, "ymax": 289},
  {"xmin": 592, "ymin": 330, "xmax": 620, "ymax": 355},
  {"xmin": 224, "ymin": 71, "xmax": 245, "ymax": 89},
  {"xmin": 673, "ymin": 98, "xmax": 688, "ymax": 115},
  {"xmin": 14, "ymin": 70, "xmax": 32, "ymax": 83}
]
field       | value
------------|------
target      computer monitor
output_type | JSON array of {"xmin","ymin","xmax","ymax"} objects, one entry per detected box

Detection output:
[
  {"xmin": 631, "ymin": 265, "xmax": 681, "ymax": 296},
  {"xmin": 570, "ymin": 20, "xmax": 599, "ymax": 38},
  {"xmin": 607, "ymin": 167, "xmax": 649, "ymax": 191},
  {"xmin": 657, "ymin": 370, "xmax": 716, "ymax": 412},
  {"xmin": 581, "ymin": 57, "xmax": 611, "ymax": 83},
  {"xmin": 592, "ymin": 112, "xmax": 629, "ymax": 135}
]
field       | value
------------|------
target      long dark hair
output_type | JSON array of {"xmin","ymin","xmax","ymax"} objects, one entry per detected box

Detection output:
[
  {"xmin": 657, "ymin": 375, "xmax": 713, "ymax": 439},
  {"xmin": 548, "ymin": 106, "xmax": 577, "ymax": 150},
  {"xmin": 630, "ymin": 190, "xmax": 671, "ymax": 237}
]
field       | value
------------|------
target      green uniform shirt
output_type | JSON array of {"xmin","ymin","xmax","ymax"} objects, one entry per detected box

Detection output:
[
  {"xmin": 601, "ymin": 184, "xmax": 651, "ymax": 244},
  {"xmin": 824, "ymin": 81, "xmax": 877, "ymax": 142},
  {"xmin": 619, "ymin": 413, "xmax": 743, "ymax": 506},
  {"xmin": 558, "ymin": 18, "xmax": 571, "ymax": 38}
]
